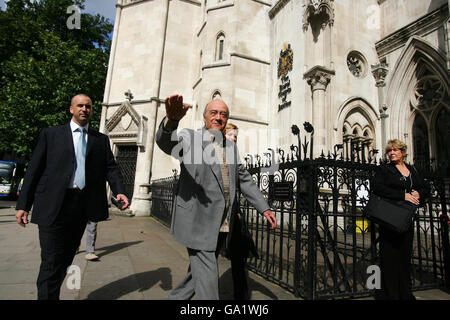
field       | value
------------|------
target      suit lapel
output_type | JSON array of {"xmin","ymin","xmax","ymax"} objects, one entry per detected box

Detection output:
[
  {"xmin": 64, "ymin": 123, "xmax": 76, "ymax": 160},
  {"xmin": 86, "ymin": 128, "xmax": 97, "ymax": 157}
]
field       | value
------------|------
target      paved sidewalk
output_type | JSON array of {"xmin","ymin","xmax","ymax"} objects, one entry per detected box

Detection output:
[{"xmin": 1, "ymin": 201, "xmax": 449, "ymax": 300}]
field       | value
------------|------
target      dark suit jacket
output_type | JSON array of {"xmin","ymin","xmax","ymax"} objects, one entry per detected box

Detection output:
[
  {"xmin": 16, "ymin": 123, "xmax": 125, "ymax": 226},
  {"xmin": 371, "ymin": 162, "xmax": 429, "ymax": 204}
]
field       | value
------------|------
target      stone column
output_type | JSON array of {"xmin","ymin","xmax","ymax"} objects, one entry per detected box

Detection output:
[
  {"xmin": 131, "ymin": 0, "xmax": 170, "ymax": 217},
  {"xmin": 304, "ymin": 65, "xmax": 335, "ymax": 157},
  {"xmin": 371, "ymin": 63, "xmax": 389, "ymax": 153}
]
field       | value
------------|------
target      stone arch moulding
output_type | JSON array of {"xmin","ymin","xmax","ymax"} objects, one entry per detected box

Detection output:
[
  {"xmin": 334, "ymin": 96, "xmax": 379, "ymax": 133},
  {"xmin": 384, "ymin": 36, "xmax": 450, "ymax": 140},
  {"xmin": 351, "ymin": 124, "xmax": 363, "ymax": 136},
  {"xmin": 105, "ymin": 100, "xmax": 148, "ymax": 151}
]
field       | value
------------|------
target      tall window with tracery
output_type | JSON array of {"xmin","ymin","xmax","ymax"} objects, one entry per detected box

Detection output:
[{"xmin": 411, "ymin": 68, "xmax": 449, "ymax": 166}]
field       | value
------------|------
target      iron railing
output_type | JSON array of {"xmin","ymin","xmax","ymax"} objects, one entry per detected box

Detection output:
[{"xmin": 150, "ymin": 124, "xmax": 450, "ymax": 299}]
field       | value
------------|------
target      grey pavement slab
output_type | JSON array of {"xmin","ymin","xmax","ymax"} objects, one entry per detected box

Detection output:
[{"xmin": 1, "ymin": 201, "xmax": 449, "ymax": 301}]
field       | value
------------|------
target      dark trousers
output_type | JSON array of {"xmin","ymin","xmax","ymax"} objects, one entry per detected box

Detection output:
[
  {"xmin": 218, "ymin": 218, "xmax": 250, "ymax": 300},
  {"xmin": 230, "ymin": 254, "xmax": 249, "ymax": 300},
  {"xmin": 37, "ymin": 189, "xmax": 88, "ymax": 300},
  {"xmin": 376, "ymin": 225, "xmax": 415, "ymax": 300}
]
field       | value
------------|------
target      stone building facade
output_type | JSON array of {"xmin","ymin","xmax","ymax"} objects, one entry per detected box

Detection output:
[{"xmin": 100, "ymin": 0, "xmax": 450, "ymax": 216}]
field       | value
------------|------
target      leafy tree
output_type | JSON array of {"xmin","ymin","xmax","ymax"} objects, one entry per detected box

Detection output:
[{"xmin": 0, "ymin": 0, "xmax": 113, "ymax": 158}]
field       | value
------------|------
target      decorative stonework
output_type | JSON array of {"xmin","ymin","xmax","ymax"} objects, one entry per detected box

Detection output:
[
  {"xmin": 347, "ymin": 51, "xmax": 367, "ymax": 78},
  {"xmin": 105, "ymin": 92, "xmax": 148, "ymax": 150},
  {"xmin": 304, "ymin": 65, "xmax": 335, "ymax": 91},
  {"xmin": 302, "ymin": 0, "xmax": 335, "ymax": 32},
  {"xmin": 375, "ymin": 5, "xmax": 448, "ymax": 58},
  {"xmin": 411, "ymin": 75, "xmax": 446, "ymax": 112},
  {"xmin": 371, "ymin": 63, "xmax": 389, "ymax": 87},
  {"xmin": 121, "ymin": 113, "xmax": 132, "ymax": 130},
  {"xmin": 268, "ymin": 0, "xmax": 291, "ymax": 20}
]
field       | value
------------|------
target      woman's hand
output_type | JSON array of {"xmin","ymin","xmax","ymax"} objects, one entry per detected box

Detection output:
[
  {"xmin": 405, "ymin": 192, "xmax": 420, "ymax": 205},
  {"xmin": 411, "ymin": 190, "xmax": 420, "ymax": 200}
]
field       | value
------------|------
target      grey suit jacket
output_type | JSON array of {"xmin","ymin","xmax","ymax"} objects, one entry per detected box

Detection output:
[{"xmin": 155, "ymin": 118, "xmax": 270, "ymax": 251}]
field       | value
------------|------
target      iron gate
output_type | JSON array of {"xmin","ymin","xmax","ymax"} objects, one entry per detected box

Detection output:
[
  {"xmin": 116, "ymin": 145, "xmax": 138, "ymax": 201},
  {"xmin": 150, "ymin": 175, "xmax": 178, "ymax": 228},
  {"xmin": 240, "ymin": 124, "xmax": 449, "ymax": 299}
]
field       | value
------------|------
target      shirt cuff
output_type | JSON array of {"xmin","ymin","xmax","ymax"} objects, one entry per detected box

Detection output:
[{"xmin": 163, "ymin": 118, "xmax": 179, "ymax": 132}]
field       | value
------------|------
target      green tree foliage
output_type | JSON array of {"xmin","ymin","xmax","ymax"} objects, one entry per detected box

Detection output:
[{"xmin": 0, "ymin": 0, "xmax": 113, "ymax": 158}]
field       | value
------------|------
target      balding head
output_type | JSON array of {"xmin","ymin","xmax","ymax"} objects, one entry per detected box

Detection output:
[
  {"xmin": 203, "ymin": 99, "xmax": 229, "ymax": 131},
  {"xmin": 70, "ymin": 94, "xmax": 93, "ymax": 126},
  {"xmin": 71, "ymin": 94, "xmax": 91, "ymax": 107}
]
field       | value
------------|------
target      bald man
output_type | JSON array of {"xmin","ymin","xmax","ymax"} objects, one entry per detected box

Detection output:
[
  {"xmin": 16, "ymin": 94, "xmax": 129, "ymax": 300},
  {"xmin": 156, "ymin": 94, "xmax": 276, "ymax": 300}
]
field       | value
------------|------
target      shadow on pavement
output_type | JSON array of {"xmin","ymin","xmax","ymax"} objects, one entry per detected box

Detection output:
[
  {"xmin": 95, "ymin": 241, "xmax": 143, "ymax": 258},
  {"xmin": 219, "ymin": 267, "xmax": 278, "ymax": 300},
  {"xmin": 85, "ymin": 267, "xmax": 172, "ymax": 300}
]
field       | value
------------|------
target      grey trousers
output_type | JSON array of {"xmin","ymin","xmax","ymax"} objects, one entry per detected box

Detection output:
[
  {"xmin": 168, "ymin": 248, "xmax": 220, "ymax": 300},
  {"xmin": 85, "ymin": 221, "xmax": 97, "ymax": 253}
]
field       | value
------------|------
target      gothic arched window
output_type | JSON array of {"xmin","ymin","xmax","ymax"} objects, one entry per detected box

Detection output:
[
  {"xmin": 410, "ymin": 68, "xmax": 449, "ymax": 166},
  {"xmin": 215, "ymin": 32, "xmax": 225, "ymax": 61},
  {"xmin": 341, "ymin": 107, "xmax": 376, "ymax": 161}
]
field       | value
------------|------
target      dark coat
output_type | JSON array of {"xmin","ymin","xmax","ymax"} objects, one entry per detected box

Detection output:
[
  {"xmin": 16, "ymin": 123, "xmax": 125, "ymax": 226},
  {"xmin": 371, "ymin": 162, "xmax": 429, "ymax": 205}
]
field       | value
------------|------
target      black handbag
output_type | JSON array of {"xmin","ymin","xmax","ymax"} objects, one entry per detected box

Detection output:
[{"xmin": 363, "ymin": 194, "xmax": 417, "ymax": 234}]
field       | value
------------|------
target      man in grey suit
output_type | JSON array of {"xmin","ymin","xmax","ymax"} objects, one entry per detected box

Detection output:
[{"xmin": 156, "ymin": 94, "xmax": 277, "ymax": 300}]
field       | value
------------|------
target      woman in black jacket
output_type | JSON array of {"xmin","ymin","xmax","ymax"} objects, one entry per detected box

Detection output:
[{"xmin": 371, "ymin": 139, "xmax": 428, "ymax": 300}]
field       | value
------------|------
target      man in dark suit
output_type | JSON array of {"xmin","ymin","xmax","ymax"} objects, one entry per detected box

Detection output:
[
  {"xmin": 15, "ymin": 94, "xmax": 129, "ymax": 300},
  {"xmin": 156, "ymin": 94, "xmax": 277, "ymax": 300}
]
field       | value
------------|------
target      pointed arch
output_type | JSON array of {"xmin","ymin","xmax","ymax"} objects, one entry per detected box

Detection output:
[
  {"xmin": 385, "ymin": 36, "xmax": 450, "ymax": 139},
  {"xmin": 334, "ymin": 96, "xmax": 379, "ymax": 132},
  {"xmin": 334, "ymin": 96, "xmax": 379, "ymax": 157},
  {"xmin": 385, "ymin": 36, "xmax": 450, "ymax": 162}
]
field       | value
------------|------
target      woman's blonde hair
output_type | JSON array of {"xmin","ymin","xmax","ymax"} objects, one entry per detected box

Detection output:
[
  {"xmin": 385, "ymin": 139, "xmax": 407, "ymax": 155},
  {"xmin": 225, "ymin": 122, "xmax": 238, "ymax": 131}
]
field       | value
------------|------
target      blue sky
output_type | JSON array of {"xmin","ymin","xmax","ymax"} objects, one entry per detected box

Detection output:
[
  {"xmin": 83, "ymin": 0, "xmax": 117, "ymax": 23},
  {"xmin": 0, "ymin": 0, "xmax": 118, "ymax": 23}
]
